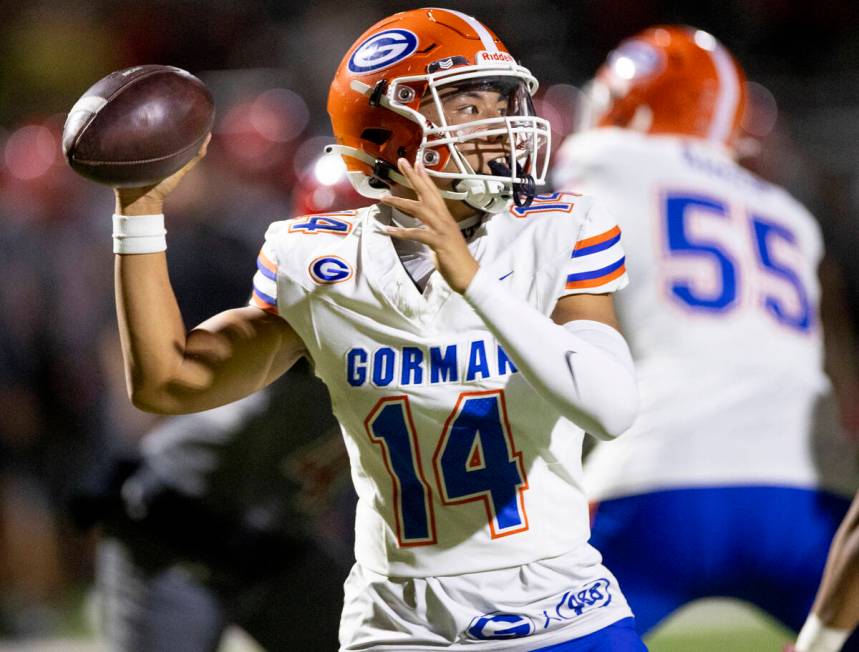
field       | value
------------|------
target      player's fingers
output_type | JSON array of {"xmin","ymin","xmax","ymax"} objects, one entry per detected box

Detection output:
[
  {"xmin": 184, "ymin": 134, "xmax": 211, "ymax": 170},
  {"xmin": 198, "ymin": 132, "xmax": 212, "ymax": 159},
  {"xmin": 378, "ymin": 193, "xmax": 426, "ymax": 221},
  {"xmin": 410, "ymin": 161, "xmax": 459, "ymax": 224},
  {"xmin": 174, "ymin": 134, "xmax": 212, "ymax": 179},
  {"xmin": 148, "ymin": 141, "xmax": 209, "ymax": 198},
  {"xmin": 385, "ymin": 225, "xmax": 436, "ymax": 246},
  {"xmin": 173, "ymin": 135, "xmax": 211, "ymax": 181},
  {"xmin": 173, "ymin": 154, "xmax": 204, "ymax": 180},
  {"xmin": 396, "ymin": 162, "xmax": 450, "ymax": 230},
  {"xmin": 413, "ymin": 161, "xmax": 446, "ymax": 208},
  {"xmin": 398, "ymin": 158, "xmax": 435, "ymax": 202}
]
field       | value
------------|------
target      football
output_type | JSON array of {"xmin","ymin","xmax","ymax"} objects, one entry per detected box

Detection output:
[{"xmin": 62, "ymin": 65, "xmax": 214, "ymax": 187}]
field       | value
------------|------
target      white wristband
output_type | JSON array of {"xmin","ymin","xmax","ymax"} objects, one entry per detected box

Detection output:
[
  {"xmin": 112, "ymin": 214, "xmax": 167, "ymax": 254},
  {"xmin": 796, "ymin": 614, "xmax": 850, "ymax": 652}
]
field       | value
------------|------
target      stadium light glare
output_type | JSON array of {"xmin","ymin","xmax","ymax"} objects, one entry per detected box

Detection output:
[{"xmin": 314, "ymin": 153, "xmax": 346, "ymax": 186}]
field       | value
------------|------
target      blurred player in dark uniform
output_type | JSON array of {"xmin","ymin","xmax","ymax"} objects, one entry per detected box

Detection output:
[{"xmin": 84, "ymin": 153, "xmax": 362, "ymax": 651}]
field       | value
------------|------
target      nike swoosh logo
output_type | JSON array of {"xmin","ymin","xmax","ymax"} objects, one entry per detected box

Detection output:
[
  {"xmin": 498, "ymin": 271, "xmax": 514, "ymax": 281},
  {"xmin": 565, "ymin": 350, "xmax": 579, "ymax": 395}
]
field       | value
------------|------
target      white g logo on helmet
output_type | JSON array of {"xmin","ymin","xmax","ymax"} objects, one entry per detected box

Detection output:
[{"xmin": 348, "ymin": 29, "xmax": 419, "ymax": 74}]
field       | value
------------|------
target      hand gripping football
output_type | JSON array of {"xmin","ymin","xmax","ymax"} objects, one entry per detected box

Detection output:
[{"xmin": 62, "ymin": 65, "xmax": 214, "ymax": 187}]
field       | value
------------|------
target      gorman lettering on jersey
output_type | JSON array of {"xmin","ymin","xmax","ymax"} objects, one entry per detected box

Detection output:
[{"xmin": 346, "ymin": 339, "xmax": 518, "ymax": 388}]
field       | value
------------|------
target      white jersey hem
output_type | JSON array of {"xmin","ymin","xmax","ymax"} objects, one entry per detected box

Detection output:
[{"xmin": 339, "ymin": 611, "xmax": 634, "ymax": 651}]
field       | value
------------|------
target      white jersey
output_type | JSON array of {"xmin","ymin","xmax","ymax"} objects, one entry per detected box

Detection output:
[
  {"xmin": 250, "ymin": 198, "xmax": 628, "ymax": 577},
  {"xmin": 554, "ymin": 127, "xmax": 853, "ymax": 500}
]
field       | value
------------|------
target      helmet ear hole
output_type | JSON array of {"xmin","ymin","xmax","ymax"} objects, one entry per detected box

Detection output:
[
  {"xmin": 421, "ymin": 150, "xmax": 441, "ymax": 167},
  {"xmin": 394, "ymin": 84, "xmax": 417, "ymax": 103},
  {"xmin": 360, "ymin": 128, "xmax": 391, "ymax": 145}
]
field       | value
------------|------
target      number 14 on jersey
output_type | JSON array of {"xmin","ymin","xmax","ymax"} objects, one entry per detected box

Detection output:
[{"xmin": 365, "ymin": 390, "xmax": 529, "ymax": 547}]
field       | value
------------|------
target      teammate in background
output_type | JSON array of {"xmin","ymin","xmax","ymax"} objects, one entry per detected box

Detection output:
[
  {"xmin": 793, "ymin": 489, "xmax": 859, "ymax": 651},
  {"xmin": 107, "ymin": 8, "xmax": 645, "ymax": 650},
  {"xmin": 554, "ymin": 25, "xmax": 859, "ymax": 646}
]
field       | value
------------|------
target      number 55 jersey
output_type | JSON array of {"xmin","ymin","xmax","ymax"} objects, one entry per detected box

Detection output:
[
  {"xmin": 249, "ymin": 198, "xmax": 628, "ymax": 577},
  {"xmin": 555, "ymin": 127, "xmax": 857, "ymax": 501}
]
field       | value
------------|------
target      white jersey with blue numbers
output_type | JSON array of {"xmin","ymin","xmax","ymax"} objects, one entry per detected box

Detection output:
[
  {"xmin": 554, "ymin": 127, "xmax": 850, "ymax": 501},
  {"xmin": 249, "ymin": 197, "xmax": 628, "ymax": 577}
]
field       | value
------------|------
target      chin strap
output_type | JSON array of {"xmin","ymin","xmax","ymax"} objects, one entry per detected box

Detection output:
[
  {"xmin": 453, "ymin": 177, "xmax": 511, "ymax": 213},
  {"xmin": 325, "ymin": 144, "xmax": 470, "ymax": 201},
  {"xmin": 488, "ymin": 159, "xmax": 535, "ymax": 208}
]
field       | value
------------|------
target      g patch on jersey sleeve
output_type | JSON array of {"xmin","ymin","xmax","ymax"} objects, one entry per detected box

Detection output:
[{"xmin": 562, "ymin": 200, "xmax": 628, "ymax": 295}]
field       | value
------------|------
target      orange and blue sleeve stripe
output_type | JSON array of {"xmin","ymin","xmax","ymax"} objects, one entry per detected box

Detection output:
[
  {"xmin": 250, "ymin": 249, "xmax": 278, "ymax": 313},
  {"xmin": 565, "ymin": 256, "xmax": 626, "ymax": 290},
  {"xmin": 256, "ymin": 250, "xmax": 277, "ymax": 281},
  {"xmin": 571, "ymin": 225, "xmax": 621, "ymax": 258}
]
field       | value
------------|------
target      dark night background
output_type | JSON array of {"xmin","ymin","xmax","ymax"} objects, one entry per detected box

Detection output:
[{"xmin": 0, "ymin": 1, "xmax": 856, "ymax": 647}]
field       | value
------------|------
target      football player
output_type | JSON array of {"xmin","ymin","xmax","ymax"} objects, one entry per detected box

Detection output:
[
  {"xmin": 554, "ymin": 25, "xmax": 859, "ymax": 645},
  {"xmin": 109, "ymin": 8, "xmax": 645, "ymax": 650}
]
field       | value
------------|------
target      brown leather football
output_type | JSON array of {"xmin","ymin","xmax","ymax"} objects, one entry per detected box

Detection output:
[{"xmin": 62, "ymin": 65, "xmax": 214, "ymax": 187}]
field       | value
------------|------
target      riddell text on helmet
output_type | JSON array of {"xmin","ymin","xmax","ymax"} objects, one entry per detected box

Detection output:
[{"xmin": 476, "ymin": 50, "xmax": 516, "ymax": 65}]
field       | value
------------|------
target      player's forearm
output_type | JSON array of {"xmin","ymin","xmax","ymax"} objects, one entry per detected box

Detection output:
[
  {"xmin": 112, "ymin": 200, "xmax": 304, "ymax": 415},
  {"xmin": 796, "ymin": 496, "xmax": 859, "ymax": 651},
  {"xmin": 116, "ymin": 261, "xmax": 302, "ymax": 414},
  {"xmin": 815, "ymin": 545, "xmax": 859, "ymax": 632},
  {"xmin": 113, "ymin": 194, "xmax": 190, "ymax": 408},
  {"xmin": 813, "ymin": 495, "xmax": 859, "ymax": 620},
  {"xmin": 114, "ymin": 251, "xmax": 194, "ymax": 411},
  {"xmin": 463, "ymin": 267, "xmax": 638, "ymax": 440}
]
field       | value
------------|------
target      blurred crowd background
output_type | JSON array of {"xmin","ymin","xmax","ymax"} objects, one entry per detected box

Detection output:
[{"xmin": 0, "ymin": 0, "xmax": 858, "ymax": 646}]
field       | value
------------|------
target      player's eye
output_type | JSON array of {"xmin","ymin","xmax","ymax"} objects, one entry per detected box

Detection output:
[{"xmin": 453, "ymin": 103, "xmax": 479, "ymax": 115}]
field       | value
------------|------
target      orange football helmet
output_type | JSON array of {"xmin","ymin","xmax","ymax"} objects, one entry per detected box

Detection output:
[
  {"xmin": 327, "ymin": 7, "xmax": 550, "ymax": 210},
  {"xmin": 584, "ymin": 26, "xmax": 747, "ymax": 149}
]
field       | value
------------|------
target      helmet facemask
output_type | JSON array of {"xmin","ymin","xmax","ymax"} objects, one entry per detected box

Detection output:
[
  {"xmin": 331, "ymin": 63, "xmax": 551, "ymax": 213},
  {"xmin": 412, "ymin": 71, "xmax": 550, "ymax": 211}
]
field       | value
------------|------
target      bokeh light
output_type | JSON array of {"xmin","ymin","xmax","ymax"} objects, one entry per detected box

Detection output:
[
  {"xmin": 5, "ymin": 125, "xmax": 56, "ymax": 180},
  {"xmin": 313, "ymin": 152, "xmax": 347, "ymax": 186},
  {"xmin": 293, "ymin": 136, "xmax": 336, "ymax": 179},
  {"xmin": 250, "ymin": 88, "xmax": 309, "ymax": 143}
]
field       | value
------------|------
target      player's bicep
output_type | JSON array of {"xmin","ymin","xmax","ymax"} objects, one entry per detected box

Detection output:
[
  {"xmin": 155, "ymin": 306, "xmax": 305, "ymax": 414},
  {"xmin": 551, "ymin": 293, "xmax": 620, "ymax": 331}
]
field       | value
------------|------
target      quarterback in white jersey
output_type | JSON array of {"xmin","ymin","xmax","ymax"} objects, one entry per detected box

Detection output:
[
  {"xmin": 253, "ymin": 194, "xmax": 626, "ymax": 579},
  {"xmin": 554, "ymin": 25, "xmax": 859, "ymax": 644},
  {"xmin": 107, "ymin": 8, "xmax": 646, "ymax": 651}
]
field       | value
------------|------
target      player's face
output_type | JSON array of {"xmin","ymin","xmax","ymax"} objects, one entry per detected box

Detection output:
[{"xmin": 420, "ymin": 86, "xmax": 510, "ymax": 180}]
